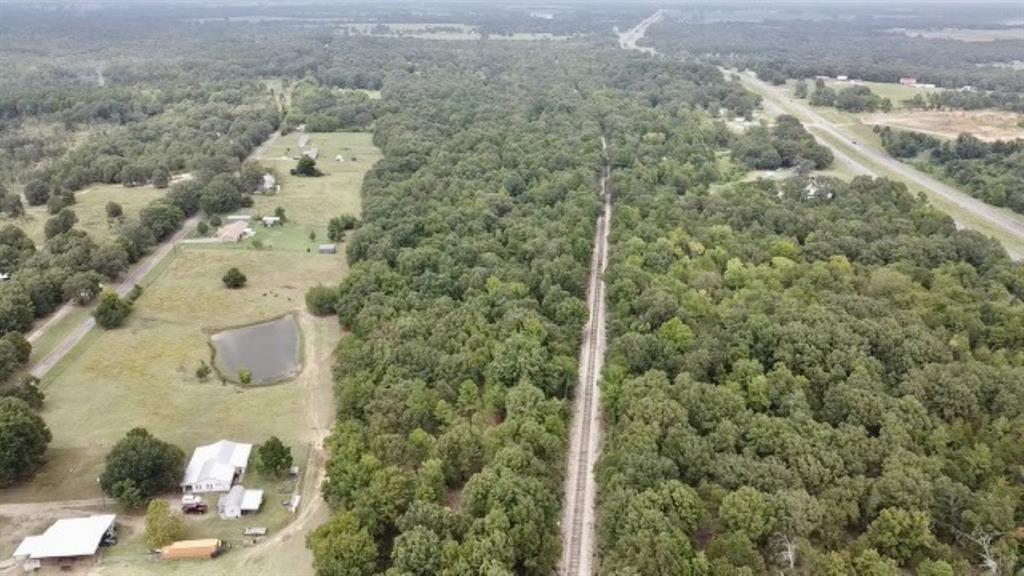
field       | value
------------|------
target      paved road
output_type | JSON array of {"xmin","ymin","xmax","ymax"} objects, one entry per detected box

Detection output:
[
  {"xmin": 617, "ymin": 10, "xmax": 663, "ymax": 53},
  {"xmin": 560, "ymin": 136, "xmax": 610, "ymax": 576},
  {"xmin": 737, "ymin": 72, "xmax": 1024, "ymax": 261}
]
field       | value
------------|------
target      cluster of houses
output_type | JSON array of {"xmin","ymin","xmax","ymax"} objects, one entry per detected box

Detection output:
[
  {"xmin": 10, "ymin": 440, "xmax": 263, "ymax": 571},
  {"xmin": 818, "ymin": 73, "xmax": 973, "ymax": 93}
]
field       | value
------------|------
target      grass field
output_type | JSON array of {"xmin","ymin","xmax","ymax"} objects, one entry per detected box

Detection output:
[
  {"xmin": 0, "ymin": 131, "xmax": 378, "ymax": 575},
  {"xmin": 15, "ymin": 182, "xmax": 165, "ymax": 246},
  {"xmin": 224, "ymin": 131, "xmax": 378, "ymax": 253},
  {"xmin": 822, "ymin": 80, "xmax": 944, "ymax": 104}
]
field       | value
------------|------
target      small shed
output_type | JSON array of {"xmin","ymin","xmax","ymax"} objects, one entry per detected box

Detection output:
[
  {"xmin": 318, "ymin": 244, "xmax": 337, "ymax": 254},
  {"xmin": 241, "ymin": 489, "xmax": 264, "ymax": 513},
  {"xmin": 261, "ymin": 216, "xmax": 282, "ymax": 227},
  {"xmin": 261, "ymin": 174, "xmax": 276, "ymax": 192}
]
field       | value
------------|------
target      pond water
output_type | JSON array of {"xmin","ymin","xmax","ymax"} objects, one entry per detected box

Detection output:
[{"xmin": 210, "ymin": 315, "xmax": 301, "ymax": 385}]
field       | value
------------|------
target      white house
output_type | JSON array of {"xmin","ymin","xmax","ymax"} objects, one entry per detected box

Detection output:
[
  {"xmin": 14, "ymin": 514, "xmax": 117, "ymax": 567},
  {"xmin": 181, "ymin": 440, "xmax": 252, "ymax": 493}
]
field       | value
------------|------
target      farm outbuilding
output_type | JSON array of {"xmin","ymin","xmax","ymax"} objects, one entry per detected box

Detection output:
[
  {"xmin": 218, "ymin": 486, "xmax": 264, "ymax": 518},
  {"xmin": 181, "ymin": 440, "xmax": 252, "ymax": 493},
  {"xmin": 261, "ymin": 216, "xmax": 282, "ymax": 227},
  {"xmin": 318, "ymin": 244, "xmax": 337, "ymax": 254},
  {"xmin": 13, "ymin": 514, "xmax": 117, "ymax": 568}
]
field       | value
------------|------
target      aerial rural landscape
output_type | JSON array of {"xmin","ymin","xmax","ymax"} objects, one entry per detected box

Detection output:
[{"xmin": 0, "ymin": 1, "xmax": 1022, "ymax": 575}]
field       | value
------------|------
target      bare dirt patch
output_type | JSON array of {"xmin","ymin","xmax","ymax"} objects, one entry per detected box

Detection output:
[{"xmin": 859, "ymin": 110, "xmax": 1024, "ymax": 141}]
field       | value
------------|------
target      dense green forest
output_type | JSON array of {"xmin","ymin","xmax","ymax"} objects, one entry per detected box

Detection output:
[
  {"xmin": 599, "ymin": 155, "xmax": 1024, "ymax": 573},
  {"xmin": 876, "ymin": 127, "xmax": 1024, "ymax": 214}
]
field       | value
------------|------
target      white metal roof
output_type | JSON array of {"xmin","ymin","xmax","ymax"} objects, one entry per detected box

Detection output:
[
  {"xmin": 241, "ymin": 489, "xmax": 264, "ymax": 511},
  {"xmin": 14, "ymin": 514, "xmax": 116, "ymax": 560},
  {"xmin": 182, "ymin": 440, "xmax": 252, "ymax": 488}
]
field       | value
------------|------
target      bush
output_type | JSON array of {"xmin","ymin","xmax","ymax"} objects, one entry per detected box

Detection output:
[
  {"xmin": 145, "ymin": 499, "xmax": 184, "ymax": 548},
  {"xmin": 209, "ymin": 215, "xmax": 222, "ymax": 228},
  {"xmin": 106, "ymin": 201, "xmax": 124, "ymax": 219},
  {"xmin": 238, "ymin": 369, "xmax": 252, "ymax": 385},
  {"xmin": 0, "ymin": 397, "xmax": 52, "ymax": 487},
  {"xmin": 100, "ymin": 428, "xmax": 184, "ymax": 509},
  {"xmin": 197, "ymin": 221, "xmax": 209, "ymax": 236},
  {"xmin": 94, "ymin": 291, "xmax": 132, "ymax": 329},
  {"xmin": 306, "ymin": 284, "xmax": 339, "ymax": 316},
  {"xmin": 22, "ymin": 180, "xmax": 50, "ymax": 206},
  {"xmin": 327, "ymin": 215, "xmax": 359, "ymax": 241},
  {"xmin": 255, "ymin": 436, "xmax": 293, "ymax": 477},
  {"xmin": 196, "ymin": 361, "xmax": 211, "ymax": 380},
  {"xmin": 125, "ymin": 284, "xmax": 143, "ymax": 304},
  {"xmin": 1, "ymin": 195, "xmax": 24, "ymax": 217},
  {"xmin": 222, "ymin": 267, "xmax": 247, "ymax": 288},
  {"xmin": 291, "ymin": 156, "xmax": 322, "ymax": 177}
]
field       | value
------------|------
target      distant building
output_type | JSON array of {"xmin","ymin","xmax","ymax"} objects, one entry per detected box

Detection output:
[
  {"xmin": 181, "ymin": 440, "xmax": 252, "ymax": 493},
  {"xmin": 836, "ymin": 75, "xmax": 849, "ymax": 81},
  {"xmin": 261, "ymin": 216, "xmax": 282, "ymax": 227},
  {"xmin": 318, "ymin": 244, "xmax": 337, "ymax": 254},
  {"xmin": 0, "ymin": 272, "xmax": 9, "ymax": 282},
  {"xmin": 899, "ymin": 77, "xmax": 918, "ymax": 86},
  {"xmin": 959, "ymin": 85, "xmax": 975, "ymax": 92},
  {"xmin": 914, "ymin": 83, "xmax": 937, "ymax": 89},
  {"xmin": 14, "ymin": 514, "xmax": 117, "ymax": 569},
  {"xmin": 261, "ymin": 174, "xmax": 276, "ymax": 192}
]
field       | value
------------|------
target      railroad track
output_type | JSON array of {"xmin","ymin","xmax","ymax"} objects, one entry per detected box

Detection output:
[{"xmin": 561, "ymin": 136, "xmax": 611, "ymax": 576}]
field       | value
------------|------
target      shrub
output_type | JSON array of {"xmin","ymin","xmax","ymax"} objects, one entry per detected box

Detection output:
[
  {"xmin": 94, "ymin": 291, "xmax": 132, "ymax": 328},
  {"xmin": 0, "ymin": 375, "xmax": 44, "ymax": 409},
  {"xmin": 222, "ymin": 267, "xmax": 247, "ymax": 288},
  {"xmin": 22, "ymin": 180, "xmax": 50, "ymax": 206},
  {"xmin": 196, "ymin": 361, "xmax": 211, "ymax": 380},
  {"xmin": 106, "ymin": 201, "xmax": 124, "ymax": 219},
  {"xmin": 145, "ymin": 499, "xmax": 184, "ymax": 548},
  {"xmin": 209, "ymin": 214, "xmax": 222, "ymax": 228},
  {"xmin": 197, "ymin": 221, "xmax": 209, "ymax": 236},
  {"xmin": 238, "ymin": 369, "xmax": 252, "ymax": 385},
  {"xmin": 306, "ymin": 284, "xmax": 339, "ymax": 316}
]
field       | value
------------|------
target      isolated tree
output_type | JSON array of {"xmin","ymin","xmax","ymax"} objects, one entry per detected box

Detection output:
[
  {"xmin": 44, "ymin": 208, "xmax": 77, "ymax": 239},
  {"xmin": 256, "ymin": 436, "xmax": 293, "ymax": 477},
  {"xmin": 196, "ymin": 221, "xmax": 209, "ymax": 236},
  {"xmin": 145, "ymin": 499, "xmax": 184, "ymax": 548},
  {"xmin": 22, "ymin": 180, "xmax": 50, "ymax": 206},
  {"xmin": 0, "ymin": 397, "xmax": 52, "ymax": 487},
  {"xmin": 94, "ymin": 290, "xmax": 132, "ymax": 329},
  {"xmin": 222, "ymin": 267, "xmax": 247, "ymax": 288},
  {"xmin": 292, "ymin": 155, "xmax": 322, "ymax": 177},
  {"xmin": 306, "ymin": 284, "xmax": 338, "ymax": 316},
  {"xmin": 274, "ymin": 206, "xmax": 287, "ymax": 223},
  {"xmin": 106, "ymin": 201, "xmax": 124, "ymax": 219},
  {"xmin": 100, "ymin": 427, "xmax": 184, "ymax": 509}
]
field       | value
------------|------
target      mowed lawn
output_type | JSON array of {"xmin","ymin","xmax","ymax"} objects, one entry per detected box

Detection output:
[
  {"xmin": 0, "ymin": 248, "xmax": 346, "ymax": 503},
  {"xmin": 16, "ymin": 182, "xmax": 165, "ymax": 246},
  {"xmin": 227, "ymin": 131, "xmax": 379, "ymax": 252}
]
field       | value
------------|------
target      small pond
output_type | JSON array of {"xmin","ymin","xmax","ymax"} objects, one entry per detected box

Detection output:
[{"xmin": 210, "ymin": 315, "xmax": 301, "ymax": 385}]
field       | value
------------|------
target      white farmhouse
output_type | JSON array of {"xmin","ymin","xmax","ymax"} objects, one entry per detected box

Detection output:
[{"xmin": 181, "ymin": 440, "xmax": 252, "ymax": 493}]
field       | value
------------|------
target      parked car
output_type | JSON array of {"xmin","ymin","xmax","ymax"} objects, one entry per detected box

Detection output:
[{"xmin": 181, "ymin": 502, "xmax": 208, "ymax": 515}]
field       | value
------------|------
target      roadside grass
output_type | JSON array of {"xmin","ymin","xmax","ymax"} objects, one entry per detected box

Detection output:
[{"xmin": 15, "ymin": 182, "xmax": 164, "ymax": 247}]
